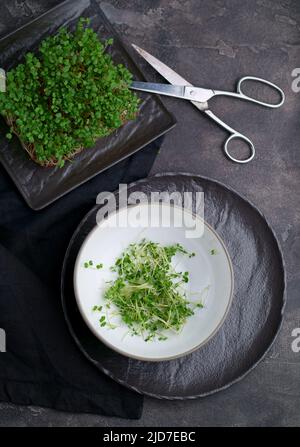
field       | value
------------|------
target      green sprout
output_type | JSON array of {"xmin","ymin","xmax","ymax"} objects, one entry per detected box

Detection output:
[
  {"xmin": 0, "ymin": 18, "xmax": 139, "ymax": 167},
  {"xmin": 100, "ymin": 239, "xmax": 203, "ymax": 341}
]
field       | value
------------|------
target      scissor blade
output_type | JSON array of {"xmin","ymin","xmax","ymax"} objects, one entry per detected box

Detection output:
[
  {"xmin": 132, "ymin": 44, "xmax": 192, "ymax": 87},
  {"xmin": 131, "ymin": 81, "xmax": 185, "ymax": 99}
]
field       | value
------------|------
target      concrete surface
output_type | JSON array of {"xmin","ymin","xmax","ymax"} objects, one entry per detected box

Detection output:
[{"xmin": 0, "ymin": 0, "xmax": 299, "ymax": 427}]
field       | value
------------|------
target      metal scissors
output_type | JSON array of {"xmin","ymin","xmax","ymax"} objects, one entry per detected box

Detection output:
[{"xmin": 130, "ymin": 44, "xmax": 285, "ymax": 164}]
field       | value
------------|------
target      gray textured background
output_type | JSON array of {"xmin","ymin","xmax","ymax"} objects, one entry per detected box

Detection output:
[{"xmin": 0, "ymin": 0, "xmax": 299, "ymax": 427}]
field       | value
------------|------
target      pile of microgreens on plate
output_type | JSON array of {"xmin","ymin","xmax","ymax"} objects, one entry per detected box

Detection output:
[
  {"xmin": 91, "ymin": 239, "xmax": 204, "ymax": 342},
  {"xmin": 0, "ymin": 18, "xmax": 139, "ymax": 167}
]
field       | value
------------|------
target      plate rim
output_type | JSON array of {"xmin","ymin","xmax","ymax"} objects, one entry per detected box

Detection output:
[{"xmin": 72, "ymin": 201, "xmax": 234, "ymax": 362}]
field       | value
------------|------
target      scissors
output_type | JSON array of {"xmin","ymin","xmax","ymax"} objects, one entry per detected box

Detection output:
[{"xmin": 130, "ymin": 44, "xmax": 285, "ymax": 164}]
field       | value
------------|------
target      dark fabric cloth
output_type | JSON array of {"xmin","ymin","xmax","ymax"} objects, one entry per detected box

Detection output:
[{"xmin": 0, "ymin": 138, "xmax": 162, "ymax": 418}]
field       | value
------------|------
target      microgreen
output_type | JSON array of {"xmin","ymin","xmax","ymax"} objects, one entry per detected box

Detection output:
[
  {"xmin": 84, "ymin": 260, "xmax": 103, "ymax": 270},
  {"xmin": 92, "ymin": 305, "xmax": 103, "ymax": 312},
  {"xmin": 101, "ymin": 239, "xmax": 202, "ymax": 341},
  {"xmin": 0, "ymin": 18, "xmax": 139, "ymax": 167}
]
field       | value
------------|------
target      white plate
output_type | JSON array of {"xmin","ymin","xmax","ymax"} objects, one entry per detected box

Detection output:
[{"xmin": 74, "ymin": 203, "xmax": 234, "ymax": 361}]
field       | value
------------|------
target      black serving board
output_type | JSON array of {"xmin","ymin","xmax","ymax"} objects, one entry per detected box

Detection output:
[
  {"xmin": 61, "ymin": 173, "xmax": 286, "ymax": 399},
  {"xmin": 0, "ymin": 0, "xmax": 176, "ymax": 210}
]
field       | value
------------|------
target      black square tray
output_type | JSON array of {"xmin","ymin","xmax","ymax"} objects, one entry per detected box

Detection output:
[{"xmin": 0, "ymin": 0, "xmax": 176, "ymax": 210}]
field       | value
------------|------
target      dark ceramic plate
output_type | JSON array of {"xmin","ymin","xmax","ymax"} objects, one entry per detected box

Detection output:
[
  {"xmin": 61, "ymin": 173, "xmax": 286, "ymax": 399},
  {"xmin": 0, "ymin": 0, "xmax": 176, "ymax": 210}
]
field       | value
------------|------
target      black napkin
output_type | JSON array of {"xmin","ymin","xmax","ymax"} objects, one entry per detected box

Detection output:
[{"xmin": 0, "ymin": 138, "xmax": 162, "ymax": 418}]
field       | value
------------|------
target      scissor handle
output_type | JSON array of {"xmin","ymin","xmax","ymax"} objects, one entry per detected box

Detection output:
[
  {"xmin": 224, "ymin": 133, "xmax": 255, "ymax": 164},
  {"xmin": 204, "ymin": 109, "xmax": 255, "ymax": 164},
  {"xmin": 236, "ymin": 76, "xmax": 285, "ymax": 108}
]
